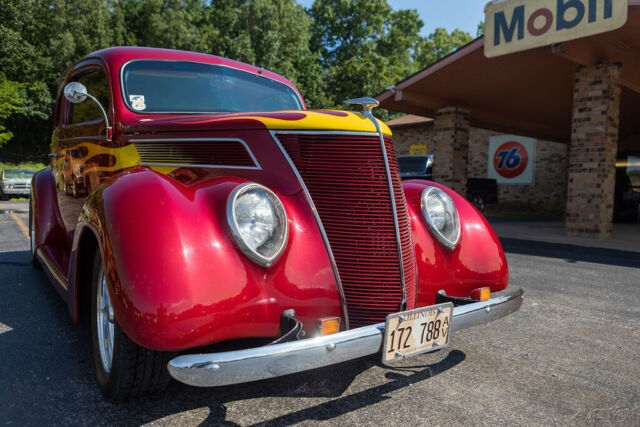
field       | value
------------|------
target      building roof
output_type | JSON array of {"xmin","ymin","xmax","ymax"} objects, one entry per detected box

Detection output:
[
  {"xmin": 385, "ymin": 114, "xmax": 433, "ymax": 129},
  {"xmin": 377, "ymin": 2, "xmax": 640, "ymax": 143}
]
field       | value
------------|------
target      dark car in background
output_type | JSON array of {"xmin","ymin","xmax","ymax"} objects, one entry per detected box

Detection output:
[
  {"xmin": 614, "ymin": 155, "xmax": 640, "ymax": 223},
  {"xmin": 397, "ymin": 155, "xmax": 497, "ymax": 212},
  {"xmin": 398, "ymin": 155, "xmax": 433, "ymax": 180},
  {"xmin": 466, "ymin": 178, "xmax": 499, "ymax": 213},
  {"xmin": 0, "ymin": 169, "xmax": 34, "ymax": 200}
]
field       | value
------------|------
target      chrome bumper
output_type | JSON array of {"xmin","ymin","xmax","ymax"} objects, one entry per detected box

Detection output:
[
  {"xmin": 168, "ymin": 288, "xmax": 524, "ymax": 387},
  {"xmin": 1, "ymin": 188, "xmax": 30, "ymax": 196}
]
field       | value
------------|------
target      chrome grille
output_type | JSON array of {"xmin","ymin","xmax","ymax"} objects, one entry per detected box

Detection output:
[
  {"xmin": 276, "ymin": 132, "xmax": 416, "ymax": 328},
  {"xmin": 134, "ymin": 139, "xmax": 258, "ymax": 168}
]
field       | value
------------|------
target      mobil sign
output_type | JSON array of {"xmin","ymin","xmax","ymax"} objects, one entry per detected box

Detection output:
[
  {"xmin": 484, "ymin": 0, "xmax": 628, "ymax": 57},
  {"xmin": 488, "ymin": 135, "xmax": 536, "ymax": 184}
]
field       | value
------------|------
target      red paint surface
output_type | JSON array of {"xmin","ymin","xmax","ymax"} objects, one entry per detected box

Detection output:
[
  {"xmin": 402, "ymin": 180, "xmax": 509, "ymax": 307},
  {"xmin": 79, "ymin": 169, "xmax": 342, "ymax": 350},
  {"xmin": 32, "ymin": 46, "xmax": 512, "ymax": 353}
]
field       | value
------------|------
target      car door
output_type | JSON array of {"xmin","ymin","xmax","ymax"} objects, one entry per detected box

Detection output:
[{"xmin": 53, "ymin": 61, "xmax": 112, "ymax": 245}]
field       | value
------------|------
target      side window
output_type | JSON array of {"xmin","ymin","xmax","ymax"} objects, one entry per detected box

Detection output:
[{"xmin": 67, "ymin": 69, "xmax": 110, "ymax": 125}]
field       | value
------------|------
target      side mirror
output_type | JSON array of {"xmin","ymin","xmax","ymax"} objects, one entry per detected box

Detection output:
[
  {"xmin": 63, "ymin": 82, "xmax": 112, "ymax": 141},
  {"xmin": 63, "ymin": 82, "xmax": 88, "ymax": 104}
]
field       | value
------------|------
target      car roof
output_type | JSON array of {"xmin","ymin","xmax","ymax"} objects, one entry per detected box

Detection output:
[{"xmin": 85, "ymin": 46, "xmax": 296, "ymax": 90}]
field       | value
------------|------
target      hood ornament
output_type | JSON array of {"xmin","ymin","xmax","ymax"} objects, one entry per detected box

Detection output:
[{"xmin": 344, "ymin": 97, "xmax": 380, "ymax": 115}]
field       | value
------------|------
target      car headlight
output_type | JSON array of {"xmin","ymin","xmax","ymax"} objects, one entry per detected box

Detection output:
[
  {"xmin": 227, "ymin": 183, "xmax": 288, "ymax": 266},
  {"xmin": 421, "ymin": 186, "xmax": 461, "ymax": 250}
]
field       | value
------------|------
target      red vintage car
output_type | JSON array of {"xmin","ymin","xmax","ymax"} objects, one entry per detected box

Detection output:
[{"xmin": 30, "ymin": 47, "xmax": 523, "ymax": 401}]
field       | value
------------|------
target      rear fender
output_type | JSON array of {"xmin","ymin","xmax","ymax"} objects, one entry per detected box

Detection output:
[
  {"xmin": 73, "ymin": 167, "xmax": 343, "ymax": 352},
  {"xmin": 403, "ymin": 180, "xmax": 509, "ymax": 307}
]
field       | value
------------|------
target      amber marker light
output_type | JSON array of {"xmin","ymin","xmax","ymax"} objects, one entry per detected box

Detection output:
[
  {"xmin": 471, "ymin": 287, "xmax": 491, "ymax": 302},
  {"xmin": 317, "ymin": 317, "xmax": 340, "ymax": 335}
]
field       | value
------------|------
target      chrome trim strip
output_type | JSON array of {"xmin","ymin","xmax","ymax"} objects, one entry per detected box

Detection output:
[
  {"xmin": 360, "ymin": 110, "xmax": 407, "ymax": 310},
  {"xmin": 273, "ymin": 130, "xmax": 387, "ymax": 137},
  {"xmin": 119, "ymin": 59, "xmax": 304, "ymax": 115},
  {"xmin": 138, "ymin": 163, "xmax": 261, "ymax": 170},
  {"xmin": 130, "ymin": 137, "xmax": 262, "ymax": 170},
  {"xmin": 269, "ymin": 130, "xmax": 350, "ymax": 329},
  {"xmin": 168, "ymin": 288, "xmax": 524, "ymax": 387},
  {"xmin": 36, "ymin": 248, "xmax": 68, "ymax": 290}
]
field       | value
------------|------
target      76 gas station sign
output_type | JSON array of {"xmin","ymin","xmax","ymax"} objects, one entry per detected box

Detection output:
[{"xmin": 488, "ymin": 135, "xmax": 536, "ymax": 184}]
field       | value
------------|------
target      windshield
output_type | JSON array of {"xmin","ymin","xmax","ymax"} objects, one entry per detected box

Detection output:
[
  {"xmin": 122, "ymin": 60, "xmax": 303, "ymax": 114},
  {"xmin": 3, "ymin": 169, "xmax": 34, "ymax": 179},
  {"xmin": 398, "ymin": 156, "xmax": 431, "ymax": 174}
]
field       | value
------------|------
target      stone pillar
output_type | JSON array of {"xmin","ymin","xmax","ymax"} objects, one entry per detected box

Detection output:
[
  {"xmin": 433, "ymin": 106, "xmax": 470, "ymax": 195},
  {"xmin": 566, "ymin": 63, "xmax": 621, "ymax": 238}
]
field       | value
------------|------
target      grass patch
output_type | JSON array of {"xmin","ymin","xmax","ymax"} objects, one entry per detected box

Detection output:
[{"xmin": 0, "ymin": 161, "xmax": 48, "ymax": 171}]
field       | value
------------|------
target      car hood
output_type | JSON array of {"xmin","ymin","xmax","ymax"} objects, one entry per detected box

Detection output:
[{"xmin": 120, "ymin": 110, "xmax": 391, "ymax": 136}]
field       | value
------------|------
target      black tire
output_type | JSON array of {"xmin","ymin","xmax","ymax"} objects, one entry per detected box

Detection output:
[
  {"xmin": 90, "ymin": 250, "xmax": 173, "ymax": 401},
  {"xmin": 470, "ymin": 193, "xmax": 485, "ymax": 213}
]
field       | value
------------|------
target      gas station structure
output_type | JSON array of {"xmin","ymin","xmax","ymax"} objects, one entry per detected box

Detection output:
[{"xmin": 377, "ymin": 1, "xmax": 640, "ymax": 237}]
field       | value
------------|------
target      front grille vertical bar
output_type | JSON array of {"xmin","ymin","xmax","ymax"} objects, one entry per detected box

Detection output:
[
  {"xmin": 361, "ymin": 113, "xmax": 407, "ymax": 310},
  {"xmin": 270, "ymin": 130, "xmax": 350, "ymax": 330}
]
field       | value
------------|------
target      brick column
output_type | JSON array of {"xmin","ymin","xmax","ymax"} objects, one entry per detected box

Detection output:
[
  {"xmin": 566, "ymin": 63, "xmax": 621, "ymax": 238},
  {"xmin": 433, "ymin": 106, "xmax": 470, "ymax": 195}
]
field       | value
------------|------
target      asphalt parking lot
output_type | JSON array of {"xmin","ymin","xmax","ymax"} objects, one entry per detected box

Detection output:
[{"xmin": 0, "ymin": 201, "xmax": 639, "ymax": 426}]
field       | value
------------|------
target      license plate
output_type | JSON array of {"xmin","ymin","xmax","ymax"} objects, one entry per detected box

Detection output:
[{"xmin": 382, "ymin": 302, "xmax": 453, "ymax": 365}]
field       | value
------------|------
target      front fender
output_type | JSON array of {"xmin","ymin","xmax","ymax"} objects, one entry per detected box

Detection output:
[
  {"xmin": 80, "ymin": 167, "xmax": 342, "ymax": 351},
  {"xmin": 404, "ymin": 180, "xmax": 509, "ymax": 307}
]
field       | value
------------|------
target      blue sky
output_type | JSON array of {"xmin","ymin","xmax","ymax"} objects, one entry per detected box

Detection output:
[{"xmin": 296, "ymin": 0, "xmax": 487, "ymax": 37}]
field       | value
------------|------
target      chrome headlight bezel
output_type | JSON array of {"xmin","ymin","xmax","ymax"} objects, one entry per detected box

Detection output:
[
  {"xmin": 421, "ymin": 186, "xmax": 461, "ymax": 250},
  {"xmin": 226, "ymin": 182, "xmax": 289, "ymax": 267}
]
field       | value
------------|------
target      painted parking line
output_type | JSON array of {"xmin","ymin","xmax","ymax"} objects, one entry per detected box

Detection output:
[{"xmin": 9, "ymin": 212, "xmax": 29, "ymax": 240}]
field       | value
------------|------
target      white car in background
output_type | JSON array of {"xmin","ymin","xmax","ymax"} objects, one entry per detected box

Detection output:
[{"xmin": 0, "ymin": 169, "xmax": 34, "ymax": 200}]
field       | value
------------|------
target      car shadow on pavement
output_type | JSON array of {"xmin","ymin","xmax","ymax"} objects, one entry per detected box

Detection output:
[
  {"xmin": 0, "ymin": 248, "xmax": 466, "ymax": 425},
  {"xmin": 245, "ymin": 350, "xmax": 466, "ymax": 426},
  {"xmin": 500, "ymin": 238, "xmax": 640, "ymax": 269},
  {"xmin": 113, "ymin": 350, "xmax": 465, "ymax": 426}
]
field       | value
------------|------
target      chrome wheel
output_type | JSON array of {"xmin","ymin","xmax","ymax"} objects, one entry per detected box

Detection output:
[
  {"xmin": 471, "ymin": 194, "xmax": 485, "ymax": 213},
  {"xmin": 96, "ymin": 266, "xmax": 114, "ymax": 373}
]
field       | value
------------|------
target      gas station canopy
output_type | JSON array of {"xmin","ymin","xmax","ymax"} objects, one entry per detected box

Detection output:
[{"xmin": 377, "ymin": 1, "xmax": 640, "ymax": 144}]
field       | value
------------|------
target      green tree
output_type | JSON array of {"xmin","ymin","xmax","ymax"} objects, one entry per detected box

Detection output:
[
  {"xmin": 0, "ymin": 0, "xmax": 476, "ymax": 161},
  {"xmin": 0, "ymin": 0, "xmax": 53, "ymax": 160},
  {"xmin": 204, "ymin": 0, "xmax": 327, "ymax": 107},
  {"xmin": 416, "ymin": 28, "xmax": 473, "ymax": 68},
  {"xmin": 120, "ymin": 0, "xmax": 208, "ymax": 50},
  {"xmin": 0, "ymin": 0, "xmax": 125, "ymax": 161},
  {"xmin": 0, "ymin": 74, "xmax": 25, "ymax": 147},
  {"xmin": 309, "ymin": 0, "xmax": 424, "ymax": 115}
]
